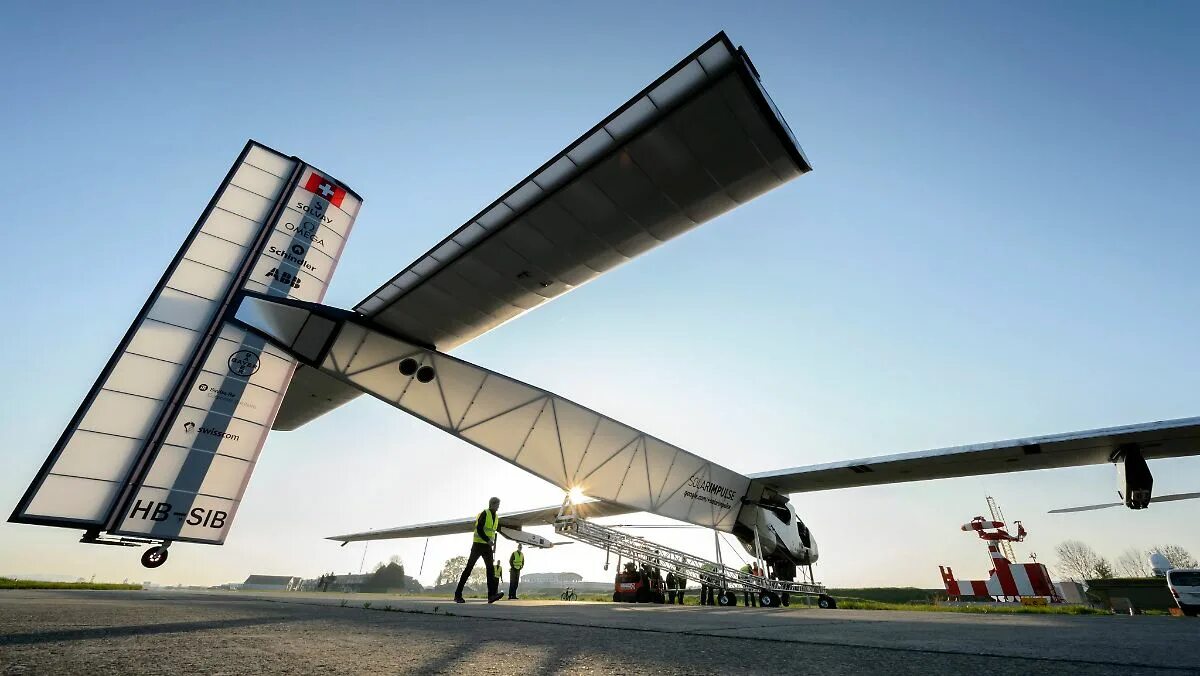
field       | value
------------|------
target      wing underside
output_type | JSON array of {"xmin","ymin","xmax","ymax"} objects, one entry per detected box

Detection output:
[
  {"xmin": 274, "ymin": 31, "xmax": 810, "ymax": 431},
  {"xmin": 750, "ymin": 417, "xmax": 1200, "ymax": 495}
]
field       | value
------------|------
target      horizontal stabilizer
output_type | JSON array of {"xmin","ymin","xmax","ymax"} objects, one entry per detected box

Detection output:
[
  {"xmin": 1049, "ymin": 491, "xmax": 1200, "ymax": 514},
  {"xmin": 326, "ymin": 500, "xmax": 635, "ymax": 543}
]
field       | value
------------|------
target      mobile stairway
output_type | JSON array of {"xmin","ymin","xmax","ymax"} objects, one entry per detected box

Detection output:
[{"xmin": 554, "ymin": 513, "xmax": 833, "ymax": 608}]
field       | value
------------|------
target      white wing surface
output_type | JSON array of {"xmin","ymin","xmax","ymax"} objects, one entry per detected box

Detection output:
[{"xmin": 750, "ymin": 417, "xmax": 1200, "ymax": 495}]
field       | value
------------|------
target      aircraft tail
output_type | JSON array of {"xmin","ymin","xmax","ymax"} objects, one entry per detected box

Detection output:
[{"xmin": 9, "ymin": 141, "xmax": 361, "ymax": 545}]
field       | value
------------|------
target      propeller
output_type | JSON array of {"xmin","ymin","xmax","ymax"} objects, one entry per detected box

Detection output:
[{"xmin": 1048, "ymin": 491, "xmax": 1200, "ymax": 514}]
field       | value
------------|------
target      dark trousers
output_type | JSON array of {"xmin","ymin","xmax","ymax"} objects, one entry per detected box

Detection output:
[
  {"xmin": 667, "ymin": 589, "xmax": 676, "ymax": 603},
  {"xmin": 673, "ymin": 588, "xmax": 684, "ymax": 604},
  {"xmin": 743, "ymin": 590, "xmax": 758, "ymax": 607},
  {"xmin": 700, "ymin": 584, "xmax": 716, "ymax": 605},
  {"xmin": 455, "ymin": 542, "xmax": 497, "ymax": 598},
  {"xmin": 508, "ymin": 569, "xmax": 521, "ymax": 598}
]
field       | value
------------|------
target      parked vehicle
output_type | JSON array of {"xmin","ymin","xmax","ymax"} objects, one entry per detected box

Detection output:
[{"xmin": 1166, "ymin": 569, "xmax": 1200, "ymax": 616}]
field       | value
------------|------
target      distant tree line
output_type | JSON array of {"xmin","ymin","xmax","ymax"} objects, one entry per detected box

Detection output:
[{"xmin": 1054, "ymin": 541, "xmax": 1196, "ymax": 581}]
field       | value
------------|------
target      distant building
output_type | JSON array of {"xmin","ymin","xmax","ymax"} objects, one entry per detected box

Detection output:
[
  {"xmin": 242, "ymin": 575, "xmax": 302, "ymax": 591},
  {"xmin": 521, "ymin": 572, "xmax": 583, "ymax": 588}
]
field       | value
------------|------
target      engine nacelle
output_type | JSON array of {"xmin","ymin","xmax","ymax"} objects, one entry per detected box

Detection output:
[
  {"xmin": 732, "ymin": 497, "xmax": 818, "ymax": 566},
  {"xmin": 1115, "ymin": 444, "xmax": 1153, "ymax": 509}
]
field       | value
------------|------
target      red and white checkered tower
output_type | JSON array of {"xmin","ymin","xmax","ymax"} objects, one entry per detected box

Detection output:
[{"xmin": 939, "ymin": 501, "xmax": 1062, "ymax": 602}]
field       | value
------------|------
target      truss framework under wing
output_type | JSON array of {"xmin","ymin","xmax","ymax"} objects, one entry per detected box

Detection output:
[{"xmin": 234, "ymin": 293, "xmax": 756, "ymax": 532}]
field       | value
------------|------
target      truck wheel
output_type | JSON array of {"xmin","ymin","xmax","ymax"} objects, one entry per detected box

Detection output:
[
  {"xmin": 760, "ymin": 591, "xmax": 781, "ymax": 608},
  {"xmin": 718, "ymin": 590, "xmax": 738, "ymax": 606},
  {"xmin": 818, "ymin": 594, "xmax": 837, "ymax": 609},
  {"xmin": 141, "ymin": 546, "xmax": 169, "ymax": 569}
]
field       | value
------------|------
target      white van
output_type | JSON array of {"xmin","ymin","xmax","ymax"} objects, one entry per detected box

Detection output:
[{"xmin": 1166, "ymin": 569, "xmax": 1200, "ymax": 616}]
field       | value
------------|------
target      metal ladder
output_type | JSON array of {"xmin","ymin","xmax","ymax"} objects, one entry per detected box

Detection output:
[{"xmin": 553, "ymin": 514, "xmax": 826, "ymax": 599}]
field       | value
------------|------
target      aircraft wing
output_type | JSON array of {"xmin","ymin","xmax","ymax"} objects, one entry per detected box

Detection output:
[
  {"xmin": 749, "ymin": 417, "xmax": 1200, "ymax": 494},
  {"xmin": 273, "ymin": 31, "xmax": 810, "ymax": 430},
  {"xmin": 327, "ymin": 500, "xmax": 636, "ymax": 543}
]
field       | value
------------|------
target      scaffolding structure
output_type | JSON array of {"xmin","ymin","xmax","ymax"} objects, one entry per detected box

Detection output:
[{"xmin": 553, "ymin": 513, "xmax": 826, "ymax": 600}]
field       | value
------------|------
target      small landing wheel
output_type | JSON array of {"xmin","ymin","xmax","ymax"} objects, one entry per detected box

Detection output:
[
  {"xmin": 718, "ymin": 590, "xmax": 738, "ymax": 606},
  {"xmin": 141, "ymin": 546, "xmax": 169, "ymax": 568},
  {"xmin": 818, "ymin": 594, "xmax": 837, "ymax": 609},
  {"xmin": 760, "ymin": 591, "xmax": 781, "ymax": 608}
]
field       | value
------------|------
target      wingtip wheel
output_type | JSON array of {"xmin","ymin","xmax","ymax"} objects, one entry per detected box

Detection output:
[
  {"xmin": 140, "ymin": 541, "xmax": 171, "ymax": 569},
  {"xmin": 818, "ymin": 594, "xmax": 837, "ymax": 609}
]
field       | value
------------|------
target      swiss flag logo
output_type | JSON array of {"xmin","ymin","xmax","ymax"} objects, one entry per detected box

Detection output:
[{"xmin": 303, "ymin": 173, "xmax": 347, "ymax": 208}]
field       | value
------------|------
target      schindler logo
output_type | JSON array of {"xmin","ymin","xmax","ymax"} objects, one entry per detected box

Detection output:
[
  {"xmin": 228, "ymin": 350, "xmax": 260, "ymax": 377},
  {"xmin": 268, "ymin": 244, "xmax": 318, "ymax": 274}
]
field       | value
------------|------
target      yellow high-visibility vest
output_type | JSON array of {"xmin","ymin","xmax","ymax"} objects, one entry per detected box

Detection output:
[
  {"xmin": 511, "ymin": 551, "xmax": 524, "ymax": 570},
  {"xmin": 473, "ymin": 509, "xmax": 498, "ymax": 545}
]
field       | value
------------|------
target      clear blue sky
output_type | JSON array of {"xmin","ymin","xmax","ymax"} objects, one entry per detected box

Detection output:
[{"xmin": 2, "ymin": 2, "xmax": 1198, "ymax": 587}]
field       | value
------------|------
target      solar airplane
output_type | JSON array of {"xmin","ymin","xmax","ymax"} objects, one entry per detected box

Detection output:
[{"xmin": 11, "ymin": 33, "xmax": 1200, "ymax": 570}]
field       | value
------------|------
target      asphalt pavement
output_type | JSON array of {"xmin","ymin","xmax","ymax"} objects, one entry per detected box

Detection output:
[{"xmin": 2, "ymin": 590, "xmax": 1197, "ymax": 674}]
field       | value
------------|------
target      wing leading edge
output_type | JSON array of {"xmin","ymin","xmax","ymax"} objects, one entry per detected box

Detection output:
[{"xmin": 749, "ymin": 417, "xmax": 1200, "ymax": 495}]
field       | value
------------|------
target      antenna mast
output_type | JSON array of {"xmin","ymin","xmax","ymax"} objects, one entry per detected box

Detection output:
[{"xmin": 986, "ymin": 495, "xmax": 1017, "ymax": 562}]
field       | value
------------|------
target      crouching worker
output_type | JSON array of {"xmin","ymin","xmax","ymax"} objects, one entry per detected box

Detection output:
[{"xmin": 454, "ymin": 496, "xmax": 504, "ymax": 604}]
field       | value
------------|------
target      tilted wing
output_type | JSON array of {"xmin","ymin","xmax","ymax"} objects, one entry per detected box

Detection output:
[
  {"xmin": 750, "ymin": 417, "xmax": 1200, "ymax": 494},
  {"xmin": 274, "ymin": 31, "xmax": 810, "ymax": 430},
  {"xmin": 327, "ymin": 500, "xmax": 635, "ymax": 543}
]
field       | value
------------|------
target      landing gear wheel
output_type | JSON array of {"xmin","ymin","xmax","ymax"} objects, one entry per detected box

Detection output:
[
  {"xmin": 818, "ymin": 594, "xmax": 837, "ymax": 609},
  {"xmin": 718, "ymin": 590, "xmax": 738, "ymax": 607},
  {"xmin": 760, "ymin": 591, "xmax": 781, "ymax": 608},
  {"xmin": 141, "ymin": 546, "xmax": 169, "ymax": 569}
]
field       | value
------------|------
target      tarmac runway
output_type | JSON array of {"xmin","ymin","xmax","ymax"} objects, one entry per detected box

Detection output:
[{"xmin": 1, "ymin": 589, "xmax": 1197, "ymax": 675}]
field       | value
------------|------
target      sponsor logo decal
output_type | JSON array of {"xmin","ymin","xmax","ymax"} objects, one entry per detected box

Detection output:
[
  {"xmin": 268, "ymin": 244, "xmax": 318, "ymax": 274},
  {"xmin": 182, "ymin": 421, "xmax": 240, "ymax": 442},
  {"xmin": 196, "ymin": 381, "xmax": 255, "ymax": 409},
  {"xmin": 228, "ymin": 350, "xmax": 261, "ymax": 376},
  {"xmin": 283, "ymin": 220, "xmax": 327, "ymax": 247},
  {"xmin": 683, "ymin": 473, "xmax": 737, "ymax": 510}
]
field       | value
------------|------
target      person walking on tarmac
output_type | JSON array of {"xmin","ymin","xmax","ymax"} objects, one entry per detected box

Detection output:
[
  {"xmin": 699, "ymin": 562, "xmax": 718, "ymax": 606},
  {"xmin": 454, "ymin": 496, "xmax": 504, "ymax": 604},
  {"xmin": 508, "ymin": 544, "xmax": 525, "ymax": 599}
]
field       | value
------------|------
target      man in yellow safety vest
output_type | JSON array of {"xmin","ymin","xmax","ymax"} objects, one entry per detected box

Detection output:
[
  {"xmin": 454, "ymin": 496, "xmax": 504, "ymax": 604},
  {"xmin": 508, "ymin": 544, "xmax": 525, "ymax": 599}
]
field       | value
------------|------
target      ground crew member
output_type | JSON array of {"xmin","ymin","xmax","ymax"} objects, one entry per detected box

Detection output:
[
  {"xmin": 740, "ymin": 563, "xmax": 762, "ymax": 607},
  {"xmin": 453, "ymin": 496, "xmax": 504, "ymax": 604},
  {"xmin": 770, "ymin": 558, "xmax": 796, "ymax": 607},
  {"xmin": 700, "ymin": 562, "xmax": 718, "ymax": 606},
  {"xmin": 508, "ymin": 544, "xmax": 525, "ymax": 599},
  {"xmin": 665, "ymin": 570, "xmax": 679, "ymax": 603},
  {"xmin": 671, "ymin": 566, "xmax": 686, "ymax": 604}
]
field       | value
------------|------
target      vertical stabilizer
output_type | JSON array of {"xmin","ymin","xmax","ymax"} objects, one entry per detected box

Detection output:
[{"xmin": 10, "ymin": 141, "xmax": 362, "ymax": 546}]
